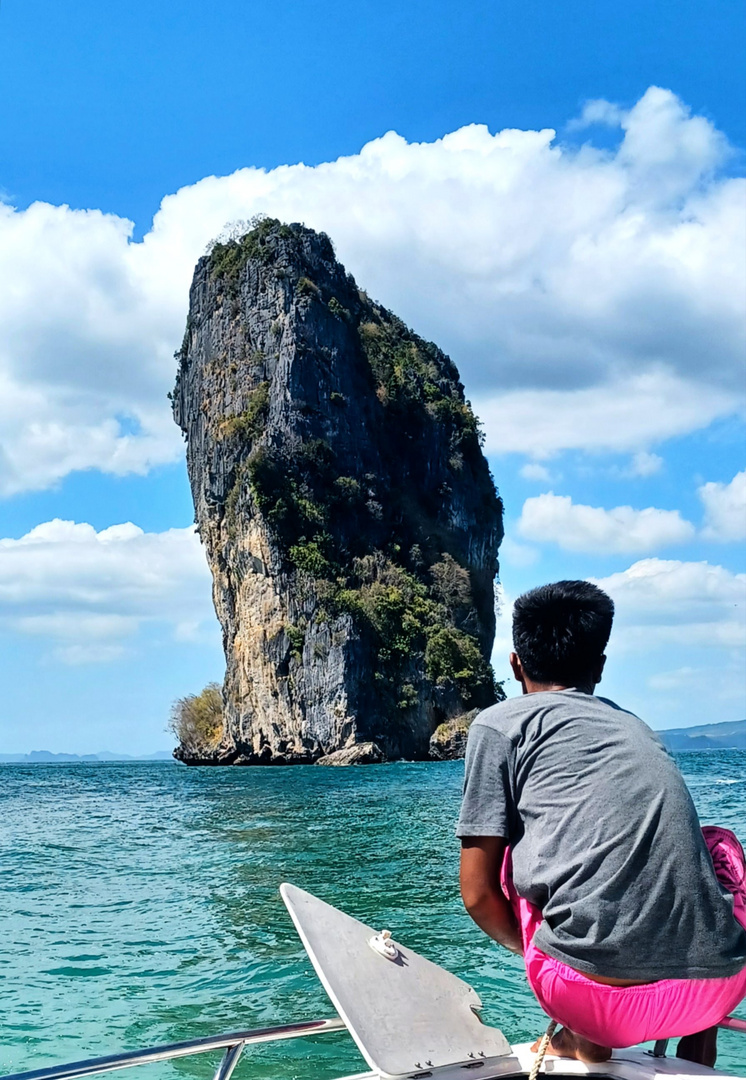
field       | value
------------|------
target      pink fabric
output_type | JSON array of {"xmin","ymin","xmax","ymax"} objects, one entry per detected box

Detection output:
[{"xmin": 501, "ymin": 828, "xmax": 746, "ymax": 1046}]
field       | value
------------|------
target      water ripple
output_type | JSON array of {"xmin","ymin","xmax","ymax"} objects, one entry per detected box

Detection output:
[{"xmin": 0, "ymin": 754, "xmax": 744, "ymax": 1077}]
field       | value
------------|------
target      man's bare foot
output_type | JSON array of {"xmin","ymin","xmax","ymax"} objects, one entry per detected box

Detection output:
[
  {"xmin": 530, "ymin": 1026, "xmax": 612, "ymax": 1063},
  {"xmin": 676, "ymin": 1027, "xmax": 718, "ymax": 1068}
]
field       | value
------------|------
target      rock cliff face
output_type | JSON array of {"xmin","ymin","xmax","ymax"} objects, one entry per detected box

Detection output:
[
  {"xmin": 428, "ymin": 710, "xmax": 480, "ymax": 761},
  {"xmin": 173, "ymin": 219, "xmax": 503, "ymax": 764}
]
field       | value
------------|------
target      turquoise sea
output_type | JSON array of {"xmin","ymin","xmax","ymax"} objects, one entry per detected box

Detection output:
[{"xmin": 1, "ymin": 752, "xmax": 745, "ymax": 1078}]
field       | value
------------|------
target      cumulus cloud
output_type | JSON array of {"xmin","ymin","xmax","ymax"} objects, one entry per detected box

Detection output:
[
  {"xmin": 518, "ymin": 492, "xmax": 695, "ymax": 553},
  {"xmin": 491, "ymin": 559, "xmax": 746, "ymax": 720},
  {"xmin": 490, "ymin": 582, "xmax": 516, "ymax": 682},
  {"xmin": 626, "ymin": 451, "xmax": 664, "ymax": 478},
  {"xmin": 0, "ymin": 87, "xmax": 744, "ymax": 492},
  {"xmin": 567, "ymin": 98, "xmax": 626, "ymax": 130},
  {"xmin": 698, "ymin": 470, "xmax": 746, "ymax": 541},
  {"xmin": 647, "ymin": 663, "xmax": 745, "ymax": 710},
  {"xmin": 476, "ymin": 371, "xmax": 735, "ymax": 458},
  {"xmin": 593, "ymin": 558, "xmax": 746, "ymax": 649},
  {"xmin": 0, "ymin": 203, "xmax": 184, "ymax": 495},
  {"xmin": 647, "ymin": 666, "xmax": 701, "ymax": 692},
  {"xmin": 519, "ymin": 463, "xmax": 552, "ymax": 483},
  {"xmin": 0, "ymin": 520, "xmax": 214, "ymax": 662},
  {"xmin": 498, "ymin": 535, "xmax": 540, "ymax": 569}
]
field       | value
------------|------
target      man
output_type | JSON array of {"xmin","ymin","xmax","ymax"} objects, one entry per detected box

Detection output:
[{"xmin": 457, "ymin": 580, "xmax": 746, "ymax": 1065}]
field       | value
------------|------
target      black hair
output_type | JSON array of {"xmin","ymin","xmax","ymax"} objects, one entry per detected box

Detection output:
[{"xmin": 512, "ymin": 580, "xmax": 614, "ymax": 686}]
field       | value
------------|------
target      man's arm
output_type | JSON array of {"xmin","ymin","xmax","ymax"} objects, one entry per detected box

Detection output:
[{"xmin": 460, "ymin": 836, "xmax": 523, "ymax": 955}]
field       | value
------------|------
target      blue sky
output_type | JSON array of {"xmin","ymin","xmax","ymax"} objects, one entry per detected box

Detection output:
[{"xmin": 0, "ymin": 0, "xmax": 744, "ymax": 753}]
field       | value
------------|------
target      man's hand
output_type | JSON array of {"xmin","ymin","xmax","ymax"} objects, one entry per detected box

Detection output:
[{"xmin": 460, "ymin": 836, "xmax": 523, "ymax": 955}]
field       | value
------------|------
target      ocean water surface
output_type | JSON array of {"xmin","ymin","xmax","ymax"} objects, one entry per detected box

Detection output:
[{"xmin": 1, "ymin": 752, "xmax": 745, "ymax": 1078}]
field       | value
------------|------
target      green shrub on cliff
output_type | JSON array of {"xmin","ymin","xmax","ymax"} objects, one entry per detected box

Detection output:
[
  {"xmin": 357, "ymin": 309, "xmax": 482, "ymax": 451},
  {"xmin": 328, "ymin": 297, "xmax": 350, "ymax": 321},
  {"xmin": 285, "ymin": 623, "xmax": 306, "ymax": 660},
  {"xmin": 430, "ymin": 553, "xmax": 473, "ymax": 618},
  {"xmin": 208, "ymin": 217, "xmax": 294, "ymax": 288},
  {"xmin": 246, "ymin": 444, "xmax": 332, "ymax": 544},
  {"xmin": 289, "ymin": 537, "xmax": 334, "ymax": 577},
  {"xmin": 424, "ymin": 627, "xmax": 493, "ymax": 696},
  {"xmin": 332, "ymin": 554, "xmax": 492, "ymax": 707},
  {"xmin": 168, "ymin": 683, "xmax": 223, "ymax": 754},
  {"xmin": 297, "ymin": 276, "xmax": 321, "ymax": 298},
  {"xmin": 219, "ymin": 382, "xmax": 270, "ymax": 442}
]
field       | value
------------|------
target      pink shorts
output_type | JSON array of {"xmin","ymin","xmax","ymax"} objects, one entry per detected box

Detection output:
[{"xmin": 502, "ymin": 827, "xmax": 746, "ymax": 1047}]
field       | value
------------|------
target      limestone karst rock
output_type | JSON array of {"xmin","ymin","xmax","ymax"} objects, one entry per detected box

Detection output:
[
  {"xmin": 428, "ymin": 710, "xmax": 480, "ymax": 761},
  {"xmin": 172, "ymin": 219, "xmax": 504, "ymax": 764}
]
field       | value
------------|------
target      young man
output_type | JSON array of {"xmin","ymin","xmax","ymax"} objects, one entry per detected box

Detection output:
[{"xmin": 457, "ymin": 580, "xmax": 746, "ymax": 1065}]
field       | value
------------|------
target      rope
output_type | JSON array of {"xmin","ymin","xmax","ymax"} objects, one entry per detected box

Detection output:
[{"xmin": 528, "ymin": 1019, "xmax": 558, "ymax": 1080}]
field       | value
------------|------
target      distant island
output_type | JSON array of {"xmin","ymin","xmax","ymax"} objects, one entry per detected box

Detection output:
[
  {"xmin": 0, "ymin": 751, "xmax": 174, "ymax": 763},
  {"xmin": 4, "ymin": 720, "xmax": 744, "ymax": 763},
  {"xmin": 657, "ymin": 719, "xmax": 746, "ymax": 752}
]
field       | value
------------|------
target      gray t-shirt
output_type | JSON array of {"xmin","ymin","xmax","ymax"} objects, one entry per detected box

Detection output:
[{"xmin": 456, "ymin": 691, "xmax": 746, "ymax": 981}]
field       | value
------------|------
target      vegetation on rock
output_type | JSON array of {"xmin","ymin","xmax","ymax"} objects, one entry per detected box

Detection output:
[
  {"xmin": 168, "ymin": 683, "xmax": 223, "ymax": 757},
  {"xmin": 207, "ymin": 217, "xmax": 296, "ymax": 290},
  {"xmin": 429, "ymin": 709, "xmax": 479, "ymax": 760},
  {"xmin": 218, "ymin": 382, "xmax": 269, "ymax": 442}
]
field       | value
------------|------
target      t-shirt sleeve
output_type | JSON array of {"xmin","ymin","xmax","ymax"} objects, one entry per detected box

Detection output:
[{"xmin": 455, "ymin": 722, "xmax": 514, "ymax": 838}]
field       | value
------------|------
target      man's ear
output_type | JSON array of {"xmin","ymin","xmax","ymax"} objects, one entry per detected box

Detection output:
[
  {"xmin": 509, "ymin": 652, "xmax": 526, "ymax": 688},
  {"xmin": 594, "ymin": 654, "xmax": 607, "ymax": 685}
]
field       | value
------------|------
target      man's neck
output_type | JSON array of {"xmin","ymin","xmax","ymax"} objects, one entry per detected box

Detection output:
[
  {"xmin": 522, "ymin": 678, "xmax": 596, "ymax": 695},
  {"xmin": 509, "ymin": 651, "xmax": 604, "ymax": 697}
]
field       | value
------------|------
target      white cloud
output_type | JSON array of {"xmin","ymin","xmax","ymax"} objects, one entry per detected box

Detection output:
[
  {"xmin": 646, "ymin": 662, "xmax": 745, "ymax": 711},
  {"xmin": 635, "ymin": 664, "xmax": 744, "ymax": 728},
  {"xmin": 54, "ymin": 644, "xmax": 129, "ymax": 666},
  {"xmin": 698, "ymin": 470, "xmax": 746, "ymax": 541},
  {"xmin": 591, "ymin": 558, "xmax": 744, "ymax": 729},
  {"xmin": 17, "ymin": 612, "xmax": 138, "ymax": 640},
  {"xmin": 0, "ymin": 203, "xmax": 184, "ymax": 495},
  {"xmin": 0, "ymin": 87, "xmax": 744, "ymax": 492},
  {"xmin": 519, "ymin": 463, "xmax": 552, "ymax": 482},
  {"xmin": 0, "ymin": 520, "xmax": 214, "ymax": 662},
  {"xmin": 518, "ymin": 492, "xmax": 695, "ymax": 553},
  {"xmin": 626, "ymin": 451, "xmax": 663, "ymax": 478},
  {"xmin": 567, "ymin": 98, "xmax": 626, "ymax": 131},
  {"xmin": 476, "ymin": 371, "xmax": 735, "ymax": 459},
  {"xmin": 492, "ymin": 560, "xmax": 745, "ymax": 722},
  {"xmin": 498, "ymin": 535, "xmax": 540, "ymax": 568},
  {"xmin": 490, "ymin": 582, "xmax": 517, "ymax": 692},
  {"xmin": 647, "ymin": 666, "xmax": 701, "ymax": 692},
  {"xmin": 593, "ymin": 558, "xmax": 746, "ymax": 649}
]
